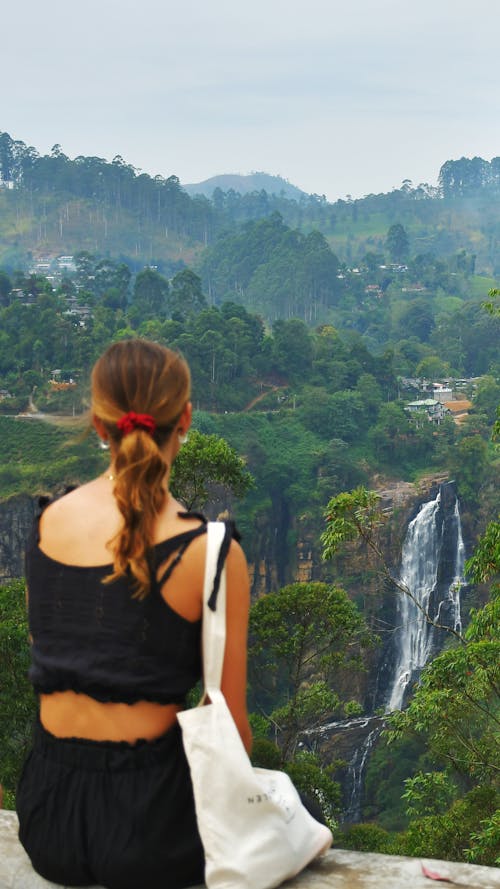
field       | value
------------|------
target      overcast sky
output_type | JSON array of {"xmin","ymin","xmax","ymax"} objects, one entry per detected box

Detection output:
[{"xmin": 2, "ymin": 0, "xmax": 500, "ymax": 201}]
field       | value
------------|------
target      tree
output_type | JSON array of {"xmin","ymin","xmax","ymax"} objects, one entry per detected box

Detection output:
[
  {"xmin": 272, "ymin": 319, "xmax": 312, "ymax": 381},
  {"xmin": 473, "ymin": 376, "xmax": 500, "ymax": 425},
  {"xmin": 386, "ymin": 517, "xmax": 500, "ymax": 865},
  {"xmin": 386, "ymin": 224, "xmax": 410, "ymax": 263},
  {"xmin": 94, "ymin": 260, "xmax": 131, "ymax": 307},
  {"xmin": 321, "ymin": 485, "xmax": 500, "ymax": 864},
  {"xmin": 415, "ymin": 355, "xmax": 451, "ymax": 380},
  {"xmin": 248, "ymin": 582, "xmax": 374, "ymax": 761},
  {"xmin": 321, "ymin": 487, "xmax": 465, "ymax": 643},
  {"xmin": 168, "ymin": 269, "xmax": 207, "ymax": 321},
  {"xmin": 368, "ymin": 402, "xmax": 411, "ymax": 464},
  {"xmin": 0, "ymin": 581, "xmax": 35, "ymax": 806},
  {"xmin": 129, "ymin": 268, "xmax": 169, "ymax": 322},
  {"xmin": 170, "ymin": 430, "xmax": 253, "ymax": 510},
  {"xmin": 448, "ymin": 435, "xmax": 488, "ymax": 505},
  {"xmin": 0, "ymin": 270, "xmax": 12, "ymax": 307},
  {"xmin": 248, "ymin": 581, "xmax": 374, "ymax": 822},
  {"xmin": 397, "ymin": 298, "xmax": 434, "ymax": 342}
]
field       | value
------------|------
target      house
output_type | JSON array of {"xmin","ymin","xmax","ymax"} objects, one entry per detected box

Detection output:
[
  {"xmin": 432, "ymin": 386, "xmax": 453, "ymax": 404},
  {"xmin": 405, "ymin": 399, "xmax": 446, "ymax": 425},
  {"xmin": 56, "ymin": 256, "xmax": 77, "ymax": 273},
  {"xmin": 365, "ymin": 285, "xmax": 383, "ymax": 298}
]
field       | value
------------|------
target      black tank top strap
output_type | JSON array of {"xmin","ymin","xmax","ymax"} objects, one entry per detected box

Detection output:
[
  {"xmin": 178, "ymin": 510, "xmax": 207, "ymax": 524},
  {"xmin": 155, "ymin": 515, "xmax": 241, "ymax": 609},
  {"xmin": 153, "ymin": 513, "xmax": 208, "ymax": 585},
  {"xmin": 155, "ymin": 528, "xmax": 206, "ymax": 586}
]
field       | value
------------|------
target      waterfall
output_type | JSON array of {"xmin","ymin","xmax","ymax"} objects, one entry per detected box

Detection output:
[
  {"xmin": 301, "ymin": 715, "xmax": 384, "ymax": 823},
  {"xmin": 306, "ymin": 482, "xmax": 465, "ymax": 823},
  {"xmin": 436, "ymin": 499, "xmax": 464, "ymax": 637},
  {"xmin": 385, "ymin": 484, "xmax": 465, "ymax": 712},
  {"xmin": 345, "ymin": 721, "xmax": 383, "ymax": 822}
]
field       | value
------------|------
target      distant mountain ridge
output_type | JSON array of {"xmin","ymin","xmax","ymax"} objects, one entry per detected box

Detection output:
[
  {"xmin": 182, "ymin": 172, "xmax": 308, "ymax": 199},
  {"xmin": 2, "ymin": 127, "xmax": 500, "ymax": 273}
]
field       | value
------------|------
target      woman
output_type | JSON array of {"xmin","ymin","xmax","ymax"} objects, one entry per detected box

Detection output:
[{"xmin": 17, "ymin": 338, "xmax": 252, "ymax": 889}]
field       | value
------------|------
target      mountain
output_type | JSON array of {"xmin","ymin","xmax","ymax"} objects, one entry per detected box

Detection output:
[
  {"xmin": 2, "ymin": 127, "xmax": 500, "ymax": 275},
  {"xmin": 182, "ymin": 172, "xmax": 308, "ymax": 200}
]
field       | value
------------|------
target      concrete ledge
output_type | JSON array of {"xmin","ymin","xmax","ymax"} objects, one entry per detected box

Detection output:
[{"xmin": 1, "ymin": 809, "xmax": 499, "ymax": 888}]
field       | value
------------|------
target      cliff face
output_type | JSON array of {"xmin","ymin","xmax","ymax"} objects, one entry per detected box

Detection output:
[
  {"xmin": 0, "ymin": 478, "xmax": 443, "ymax": 594},
  {"xmin": 246, "ymin": 476, "xmax": 453, "ymax": 596},
  {"xmin": 0, "ymin": 495, "xmax": 38, "ymax": 583}
]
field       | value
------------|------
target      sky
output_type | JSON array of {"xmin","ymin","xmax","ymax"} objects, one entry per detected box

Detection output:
[{"xmin": 2, "ymin": 0, "xmax": 500, "ymax": 202}]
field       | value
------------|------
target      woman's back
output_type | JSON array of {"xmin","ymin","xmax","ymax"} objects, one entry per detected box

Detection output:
[
  {"xmin": 18, "ymin": 338, "xmax": 251, "ymax": 889},
  {"xmin": 31, "ymin": 480, "xmax": 209, "ymax": 741}
]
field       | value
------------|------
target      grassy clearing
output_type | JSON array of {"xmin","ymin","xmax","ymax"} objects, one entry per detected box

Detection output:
[{"xmin": 0, "ymin": 416, "xmax": 106, "ymax": 500}]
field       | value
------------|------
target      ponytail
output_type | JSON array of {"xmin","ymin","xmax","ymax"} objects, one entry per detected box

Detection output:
[{"xmin": 91, "ymin": 339, "xmax": 191, "ymax": 598}]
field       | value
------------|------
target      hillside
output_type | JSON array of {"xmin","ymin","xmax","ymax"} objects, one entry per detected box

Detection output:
[
  {"xmin": 182, "ymin": 172, "xmax": 307, "ymax": 200},
  {"xmin": 2, "ymin": 130, "xmax": 500, "ymax": 274}
]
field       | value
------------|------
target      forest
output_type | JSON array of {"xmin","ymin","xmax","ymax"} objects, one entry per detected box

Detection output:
[{"xmin": 0, "ymin": 130, "xmax": 499, "ymax": 864}]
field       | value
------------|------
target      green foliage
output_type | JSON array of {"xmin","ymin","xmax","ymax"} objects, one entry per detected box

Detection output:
[
  {"xmin": 322, "ymin": 485, "xmax": 467, "ymax": 642},
  {"xmin": 130, "ymin": 268, "xmax": 169, "ymax": 321},
  {"xmin": 0, "ymin": 417, "xmax": 106, "ymax": 499},
  {"xmin": 344, "ymin": 783, "xmax": 500, "ymax": 864},
  {"xmin": 482, "ymin": 287, "xmax": 500, "ymax": 317},
  {"xmin": 448, "ymin": 435, "xmax": 489, "ymax": 505},
  {"xmin": 382, "ymin": 517, "xmax": 500, "ymax": 862},
  {"xmin": 248, "ymin": 582, "xmax": 375, "ymax": 760},
  {"xmin": 387, "ymin": 638, "xmax": 500, "ymax": 782},
  {"xmin": 321, "ymin": 480, "xmax": 499, "ymax": 856},
  {"xmin": 467, "ymin": 809, "xmax": 500, "ymax": 866},
  {"xmin": 251, "ymin": 737, "xmax": 282, "ymax": 770},
  {"xmin": 336, "ymin": 822, "xmax": 396, "ymax": 854},
  {"xmin": 170, "ymin": 429, "xmax": 253, "ymax": 510},
  {"xmin": 402, "ymin": 770, "xmax": 458, "ymax": 818},
  {"xmin": 362, "ymin": 733, "xmax": 429, "ymax": 830},
  {"xmin": 285, "ymin": 750, "xmax": 341, "ymax": 824},
  {"xmin": 466, "ymin": 517, "xmax": 500, "ymax": 586},
  {"xmin": 321, "ymin": 487, "xmax": 384, "ymax": 561},
  {"xmin": 206, "ymin": 411, "xmax": 361, "ymax": 563},
  {"xmin": 386, "ymin": 223, "xmax": 410, "ymax": 262},
  {"xmin": 0, "ymin": 414, "xmax": 253, "ymax": 511},
  {"xmin": 432, "ymin": 300, "xmax": 500, "ymax": 377},
  {"xmin": 168, "ymin": 269, "xmax": 206, "ymax": 321},
  {"xmin": 201, "ymin": 215, "xmax": 341, "ymax": 323},
  {"xmin": 0, "ymin": 581, "xmax": 36, "ymax": 801},
  {"xmin": 397, "ymin": 787, "xmax": 500, "ymax": 865}
]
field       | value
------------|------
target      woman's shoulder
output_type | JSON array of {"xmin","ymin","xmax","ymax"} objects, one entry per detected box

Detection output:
[
  {"xmin": 40, "ymin": 479, "xmax": 108, "ymax": 524},
  {"xmin": 37, "ymin": 479, "xmax": 119, "ymax": 563}
]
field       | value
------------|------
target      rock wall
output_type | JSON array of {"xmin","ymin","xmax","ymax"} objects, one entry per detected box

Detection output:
[
  {"xmin": 0, "ymin": 495, "xmax": 38, "ymax": 583},
  {"xmin": 0, "ymin": 476, "xmax": 447, "ymax": 593}
]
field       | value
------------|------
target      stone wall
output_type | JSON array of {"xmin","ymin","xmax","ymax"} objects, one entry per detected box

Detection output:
[{"xmin": 1, "ymin": 810, "xmax": 499, "ymax": 889}]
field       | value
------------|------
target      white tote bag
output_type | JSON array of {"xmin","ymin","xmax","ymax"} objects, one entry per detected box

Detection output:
[{"xmin": 177, "ymin": 522, "xmax": 332, "ymax": 889}]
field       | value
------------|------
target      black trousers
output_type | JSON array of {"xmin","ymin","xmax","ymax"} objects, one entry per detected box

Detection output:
[{"xmin": 16, "ymin": 719, "xmax": 205, "ymax": 889}]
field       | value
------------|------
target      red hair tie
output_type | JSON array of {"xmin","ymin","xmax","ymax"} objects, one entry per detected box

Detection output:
[{"xmin": 116, "ymin": 412, "xmax": 157, "ymax": 438}]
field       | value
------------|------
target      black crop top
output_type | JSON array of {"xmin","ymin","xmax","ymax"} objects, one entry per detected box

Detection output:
[{"xmin": 25, "ymin": 508, "xmax": 238, "ymax": 705}]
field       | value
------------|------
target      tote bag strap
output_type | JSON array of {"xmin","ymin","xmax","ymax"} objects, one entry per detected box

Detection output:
[{"xmin": 201, "ymin": 521, "xmax": 228, "ymax": 699}]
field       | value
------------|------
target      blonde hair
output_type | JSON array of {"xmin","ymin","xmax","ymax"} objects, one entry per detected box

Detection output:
[{"xmin": 91, "ymin": 339, "xmax": 191, "ymax": 598}]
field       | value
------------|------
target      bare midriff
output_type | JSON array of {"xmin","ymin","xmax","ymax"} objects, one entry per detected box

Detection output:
[{"xmin": 40, "ymin": 691, "xmax": 182, "ymax": 742}]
